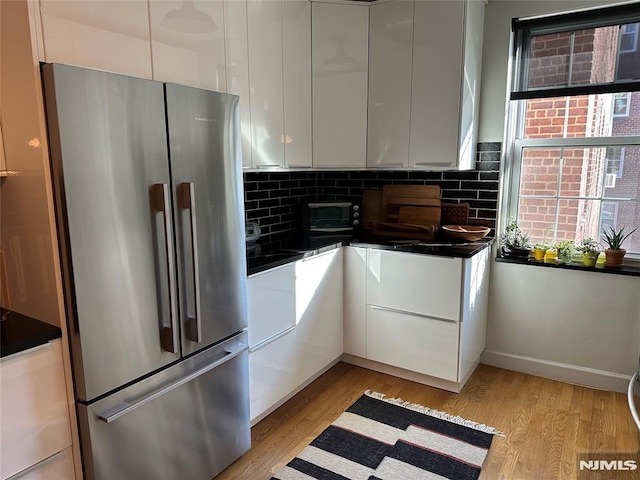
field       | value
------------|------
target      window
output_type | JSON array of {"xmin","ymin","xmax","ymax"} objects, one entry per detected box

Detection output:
[
  {"xmin": 605, "ymin": 146, "xmax": 624, "ymax": 179},
  {"xmin": 620, "ymin": 23, "xmax": 638, "ymax": 53},
  {"xmin": 613, "ymin": 93, "xmax": 631, "ymax": 117},
  {"xmin": 506, "ymin": 5, "xmax": 640, "ymax": 256}
]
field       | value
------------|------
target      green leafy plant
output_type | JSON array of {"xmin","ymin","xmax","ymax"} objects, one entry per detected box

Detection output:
[
  {"xmin": 577, "ymin": 237, "xmax": 600, "ymax": 254},
  {"xmin": 499, "ymin": 220, "xmax": 531, "ymax": 249},
  {"xmin": 533, "ymin": 243, "xmax": 549, "ymax": 252},
  {"xmin": 554, "ymin": 240, "xmax": 575, "ymax": 264},
  {"xmin": 602, "ymin": 226, "xmax": 638, "ymax": 250}
]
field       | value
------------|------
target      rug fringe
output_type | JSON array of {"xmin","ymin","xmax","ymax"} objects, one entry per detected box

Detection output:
[{"xmin": 364, "ymin": 390, "xmax": 505, "ymax": 437}]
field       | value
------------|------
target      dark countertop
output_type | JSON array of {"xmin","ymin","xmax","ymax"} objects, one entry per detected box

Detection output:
[
  {"xmin": 1, "ymin": 308, "xmax": 62, "ymax": 358},
  {"xmin": 246, "ymin": 233, "xmax": 493, "ymax": 275}
]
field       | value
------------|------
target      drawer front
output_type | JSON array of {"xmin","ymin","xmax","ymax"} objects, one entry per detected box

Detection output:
[
  {"xmin": 0, "ymin": 340, "xmax": 71, "ymax": 479},
  {"xmin": 366, "ymin": 305, "xmax": 459, "ymax": 381},
  {"xmin": 11, "ymin": 447, "xmax": 75, "ymax": 480},
  {"xmin": 249, "ymin": 329, "xmax": 299, "ymax": 422},
  {"xmin": 248, "ymin": 263, "xmax": 296, "ymax": 348},
  {"xmin": 367, "ymin": 250, "xmax": 462, "ymax": 321}
]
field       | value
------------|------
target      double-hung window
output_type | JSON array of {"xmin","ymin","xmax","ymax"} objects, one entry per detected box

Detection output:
[{"xmin": 504, "ymin": 4, "xmax": 640, "ymax": 256}]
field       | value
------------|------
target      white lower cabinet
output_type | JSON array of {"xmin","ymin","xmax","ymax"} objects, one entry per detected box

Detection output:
[
  {"xmin": 366, "ymin": 306, "xmax": 459, "ymax": 382},
  {"xmin": 11, "ymin": 448, "xmax": 75, "ymax": 480},
  {"xmin": 0, "ymin": 339, "xmax": 73, "ymax": 480},
  {"xmin": 345, "ymin": 246, "xmax": 490, "ymax": 392},
  {"xmin": 249, "ymin": 249, "xmax": 343, "ymax": 424},
  {"xmin": 249, "ymin": 328, "xmax": 298, "ymax": 423}
]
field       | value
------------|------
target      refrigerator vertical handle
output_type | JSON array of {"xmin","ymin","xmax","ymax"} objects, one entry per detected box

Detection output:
[
  {"xmin": 179, "ymin": 182, "xmax": 202, "ymax": 343},
  {"xmin": 151, "ymin": 184, "xmax": 178, "ymax": 353}
]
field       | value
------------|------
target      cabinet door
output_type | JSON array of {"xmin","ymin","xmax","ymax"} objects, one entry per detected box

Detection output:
[
  {"xmin": 247, "ymin": 0, "xmax": 285, "ymax": 168},
  {"xmin": 409, "ymin": 0, "xmax": 464, "ymax": 169},
  {"xmin": 344, "ymin": 246, "xmax": 367, "ymax": 357},
  {"xmin": 367, "ymin": 305, "xmax": 459, "ymax": 381},
  {"xmin": 367, "ymin": 249, "xmax": 462, "ymax": 322},
  {"xmin": 312, "ymin": 3, "xmax": 368, "ymax": 169},
  {"xmin": 0, "ymin": 340, "xmax": 72, "ymax": 480},
  {"xmin": 149, "ymin": 0, "xmax": 227, "ymax": 91},
  {"xmin": 295, "ymin": 249, "xmax": 344, "ymax": 381},
  {"xmin": 225, "ymin": 0, "xmax": 252, "ymax": 168},
  {"xmin": 282, "ymin": 0, "xmax": 312, "ymax": 168},
  {"xmin": 367, "ymin": 0, "xmax": 413, "ymax": 169},
  {"xmin": 39, "ymin": 0, "xmax": 152, "ymax": 79},
  {"xmin": 247, "ymin": 263, "xmax": 296, "ymax": 349},
  {"xmin": 458, "ymin": 0, "xmax": 484, "ymax": 170}
]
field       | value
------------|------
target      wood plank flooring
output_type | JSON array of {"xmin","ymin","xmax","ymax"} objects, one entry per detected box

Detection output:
[{"xmin": 215, "ymin": 362, "xmax": 640, "ymax": 480}]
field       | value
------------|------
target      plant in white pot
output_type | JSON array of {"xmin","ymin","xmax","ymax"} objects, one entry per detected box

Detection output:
[
  {"xmin": 602, "ymin": 226, "xmax": 638, "ymax": 267},
  {"xmin": 578, "ymin": 237, "xmax": 600, "ymax": 267}
]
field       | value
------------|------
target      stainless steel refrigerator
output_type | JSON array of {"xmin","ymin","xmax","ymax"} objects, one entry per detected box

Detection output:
[{"xmin": 42, "ymin": 63, "xmax": 250, "ymax": 480}]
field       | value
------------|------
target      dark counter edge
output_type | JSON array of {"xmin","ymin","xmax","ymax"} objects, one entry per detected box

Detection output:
[
  {"xmin": 496, "ymin": 255, "xmax": 640, "ymax": 277},
  {"xmin": 1, "ymin": 309, "xmax": 62, "ymax": 358},
  {"xmin": 247, "ymin": 238, "xmax": 494, "ymax": 276}
]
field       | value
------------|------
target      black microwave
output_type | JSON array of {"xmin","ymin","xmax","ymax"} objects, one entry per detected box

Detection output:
[{"xmin": 303, "ymin": 201, "xmax": 359, "ymax": 232}]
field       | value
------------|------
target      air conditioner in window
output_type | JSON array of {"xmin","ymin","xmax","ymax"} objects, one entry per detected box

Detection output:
[{"xmin": 605, "ymin": 173, "xmax": 617, "ymax": 188}]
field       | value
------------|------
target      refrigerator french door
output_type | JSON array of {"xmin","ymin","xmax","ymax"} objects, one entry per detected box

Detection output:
[{"xmin": 42, "ymin": 63, "xmax": 249, "ymax": 480}]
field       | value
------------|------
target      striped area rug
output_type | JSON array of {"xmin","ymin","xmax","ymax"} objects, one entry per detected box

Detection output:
[{"xmin": 271, "ymin": 390, "xmax": 503, "ymax": 480}]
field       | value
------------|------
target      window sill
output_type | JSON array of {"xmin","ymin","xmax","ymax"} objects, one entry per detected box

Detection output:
[{"xmin": 495, "ymin": 255, "xmax": 640, "ymax": 278}]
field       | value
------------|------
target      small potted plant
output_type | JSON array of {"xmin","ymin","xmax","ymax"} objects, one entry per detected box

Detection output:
[
  {"xmin": 578, "ymin": 237, "xmax": 600, "ymax": 267},
  {"xmin": 532, "ymin": 243, "xmax": 549, "ymax": 261},
  {"xmin": 499, "ymin": 220, "xmax": 531, "ymax": 258},
  {"xmin": 554, "ymin": 240, "xmax": 575, "ymax": 265},
  {"xmin": 602, "ymin": 226, "xmax": 638, "ymax": 267}
]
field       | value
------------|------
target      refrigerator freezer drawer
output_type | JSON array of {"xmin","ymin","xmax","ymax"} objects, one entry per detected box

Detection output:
[{"xmin": 77, "ymin": 332, "xmax": 250, "ymax": 480}]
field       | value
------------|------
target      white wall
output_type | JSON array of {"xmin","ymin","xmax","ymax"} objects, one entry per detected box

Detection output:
[{"xmin": 478, "ymin": 0, "xmax": 640, "ymax": 392}]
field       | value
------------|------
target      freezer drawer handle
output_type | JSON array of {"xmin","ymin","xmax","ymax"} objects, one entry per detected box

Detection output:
[
  {"xmin": 97, "ymin": 342, "xmax": 247, "ymax": 424},
  {"xmin": 152, "ymin": 183, "xmax": 178, "ymax": 353},
  {"xmin": 179, "ymin": 182, "xmax": 202, "ymax": 343}
]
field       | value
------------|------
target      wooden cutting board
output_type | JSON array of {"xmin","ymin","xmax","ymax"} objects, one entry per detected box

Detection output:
[
  {"xmin": 361, "ymin": 190, "xmax": 382, "ymax": 230},
  {"xmin": 398, "ymin": 204, "xmax": 441, "ymax": 227}
]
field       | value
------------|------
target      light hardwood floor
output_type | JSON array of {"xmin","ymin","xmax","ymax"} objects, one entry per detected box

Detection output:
[{"xmin": 216, "ymin": 362, "xmax": 639, "ymax": 480}]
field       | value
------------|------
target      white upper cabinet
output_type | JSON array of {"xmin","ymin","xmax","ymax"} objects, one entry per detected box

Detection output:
[
  {"xmin": 409, "ymin": 0, "xmax": 484, "ymax": 170},
  {"xmin": 282, "ymin": 0, "xmax": 312, "ymax": 169},
  {"xmin": 148, "ymin": 0, "xmax": 227, "ymax": 92},
  {"xmin": 247, "ymin": 0, "xmax": 285, "ymax": 168},
  {"xmin": 39, "ymin": 0, "xmax": 153, "ymax": 79},
  {"xmin": 367, "ymin": 0, "xmax": 413, "ymax": 169},
  {"xmin": 312, "ymin": 2, "xmax": 369, "ymax": 169},
  {"xmin": 459, "ymin": 0, "xmax": 485, "ymax": 170},
  {"xmin": 225, "ymin": 0, "xmax": 252, "ymax": 168}
]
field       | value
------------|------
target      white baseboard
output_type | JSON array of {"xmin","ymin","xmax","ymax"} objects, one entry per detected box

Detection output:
[
  {"xmin": 341, "ymin": 354, "xmax": 476, "ymax": 393},
  {"xmin": 481, "ymin": 349, "xmax": 632, "ymax": 393}
]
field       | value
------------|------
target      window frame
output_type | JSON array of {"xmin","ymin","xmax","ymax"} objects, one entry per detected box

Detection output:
[
  {"xmin": 613, "ymin": 92, "xmax": 631, "ymax": 117},
  {"xmin": 619, "ymin": 23, "xmax": 639, "ymax": 53},
  {"xmin": 503, "ymin": 6, "xmax": 640, "ymax": 262}
]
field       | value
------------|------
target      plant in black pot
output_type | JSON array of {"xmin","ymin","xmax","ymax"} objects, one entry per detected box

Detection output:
[
  {"xmin": 602, "ymin": 226, "xmax": 638, "ymax": 267},
  {"xmin": 499, "ymin": 220, "xmax": 531, "ymax": 258}
]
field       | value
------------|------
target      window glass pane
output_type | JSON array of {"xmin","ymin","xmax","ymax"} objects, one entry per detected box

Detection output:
[
  {"xmin": 517, "ymin": 197, "xmax": 556, "ymax": 245},
  {"xmin": 521, "ymin": 148, "xmax": 560, "ymax": 195},
  {"xmin": 524, "ymin": 92, "xmax": 640, "ymax": 139},
  {"xmin": 522, "ymin": 23, "xmax": 640, "ymax": 92},
  {"xmin": 559, "ymin": 147, "xmax": 603, "ymax": 198},
  {"xmin": 557, "ymin": 198, "xmax": 582, "ymax": 241},
  {"xmin": 600, "ymin": 200, "xmax": 640, "ymax": 253},
  {"xmin": 526, "ymin": 32, "xmax": 571, "ymax": 89},
  {"xmin": 603, "ymin": 145, "xmax": 640, "ymax": 199}
]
